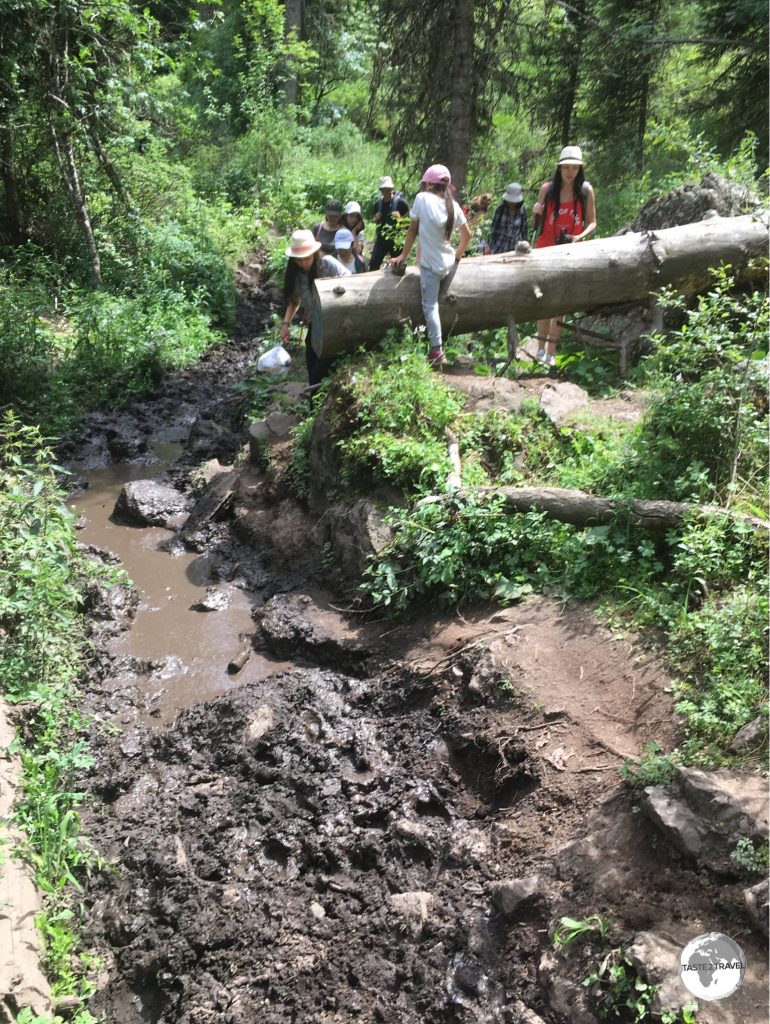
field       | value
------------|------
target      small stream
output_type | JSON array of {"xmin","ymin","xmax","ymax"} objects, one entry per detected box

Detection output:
[{"xmin": 69, "ymin": 451, "xmax": 292, "ymax": 726}]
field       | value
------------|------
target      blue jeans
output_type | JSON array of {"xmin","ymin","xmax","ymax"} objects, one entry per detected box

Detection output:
[{"xmin": 420, "ymin": 266, "xmax": 446, "ymax": 349}]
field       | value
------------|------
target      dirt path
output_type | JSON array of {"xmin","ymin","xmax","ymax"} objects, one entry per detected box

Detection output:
[{"xmin": 51, "ymin": 266, "xmax": 767, "ymax": 1024}]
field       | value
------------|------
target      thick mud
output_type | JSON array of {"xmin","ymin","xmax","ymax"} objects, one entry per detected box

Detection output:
[{"xmin": 60, "ymin": 262, "xmax": 767, "ymax": 1024}]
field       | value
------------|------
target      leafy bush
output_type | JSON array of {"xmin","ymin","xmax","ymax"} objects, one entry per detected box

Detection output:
[
  {"xmin": 0, "ymin": 414, "xmax": 103, "ymax": 1016},
  {"xmin": 332, "ymin": 333, "xmax": 465, "ymax": 495}
]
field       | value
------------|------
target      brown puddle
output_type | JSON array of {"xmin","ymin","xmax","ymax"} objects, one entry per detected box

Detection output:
[{"xmin": 70, "ymin": 455, "xmax": 292, "ymax": 725}]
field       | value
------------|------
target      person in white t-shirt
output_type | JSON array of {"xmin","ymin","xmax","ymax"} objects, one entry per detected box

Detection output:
[{"xmin": 390, "ymin": 164, "xmax": 472, "ymax": 366}]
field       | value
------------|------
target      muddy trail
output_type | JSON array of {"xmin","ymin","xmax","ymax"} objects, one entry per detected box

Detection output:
[{"xmin": 61, "ymin": 264, "xmax": 767, "ymax": 1024}]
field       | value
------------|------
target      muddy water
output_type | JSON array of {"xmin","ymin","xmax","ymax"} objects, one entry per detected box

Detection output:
[{"xmin": 70, "ymin": 456, "xmax": 292, "ymax": 724}]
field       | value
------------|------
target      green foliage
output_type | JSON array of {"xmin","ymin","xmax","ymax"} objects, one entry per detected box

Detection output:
[
  {"xmin": 554, "ymin": 914, "xmax": 611, "ymax": 948},
  {"xmin": 0, "ymin": 415, "xmax": 103, "ymax": 1018},
  {"xmin": 0, "ymin": 270, "xmax": 222, "ymax": 435},
  {"xmin": 730, "ymin": 837, "xmax": 769, "ymax": 876},
  {"xmin": 332, "ymin": 333, "xmax": 465, "ymax": 495},
  {"xmin": 620, "ymin": 742, "xmax": 682, "ymax": 793},
  {"xmin": 583, "ymin": 950, "xmax": 654, "ymax": 1022}
]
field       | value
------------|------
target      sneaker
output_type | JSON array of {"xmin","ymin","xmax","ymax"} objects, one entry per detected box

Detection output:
[
  {"xmin": 544, "ymin": 353, "xmax": 555, "ymax": 367},
  {"xmin": 535, "ymin": 348, "xmax": 546, "ymax": 362},
  {"xmin": 428, "ymin": 348, "xmax": 447, "ymax": 367}
]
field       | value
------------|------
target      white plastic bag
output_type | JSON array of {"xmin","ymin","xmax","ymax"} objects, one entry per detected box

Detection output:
[{"xmin": 257, "ymin": 344, "xmax": 292, "ymax": 374}]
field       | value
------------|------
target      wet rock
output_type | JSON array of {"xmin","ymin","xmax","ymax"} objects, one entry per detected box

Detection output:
[
  {"xmin": 744, "ymin": 878, "xmax": 769, "ymax": 936},
  {"xmin": 191, "ymin": 586, "xmax": 232, "ymax": 612},
  {"xmin": 539, "ymin": 381, "xmax": 589, "ymax": 424},
  {"xmin": 729, "ymin": 716, "xmax": 768, "ymax": 752},
  {"xmin": 491, "ymin": 875, "xmax": 544, "ymax": 917},
  {"xmin": 389, "ymin": 891, "xmax": 434, "ymax": 938},
  {"xmin": 253, "ymin": 593, "xmax": 371, "ymax": 672},
  {"xmin": 106, "ymin": 434, "xmax": 147, "ymax": 461},
  {"xmin": 181, "ymin": 469, "xmax": 238, "ymax": 536},
  {"xmin": 80, "ymin": 579, "xmax": 138, "ymax": 632},
  {"xmin": 186, "ymin": 416, "xmax": 239, "ymax": 462},
  {"xmin": 119, "ymin": 731, "xmax": 144, "ymax": 758},
  {"xmin": 113, "ymin": 480, "xmax": 190, "ymax": 528},
  {"xmin": 326, "ymin": 499, "xmax": 393, "ymax": 582},
  {"xmin": 625, "ymin": 931, "xmax": 684, "ymax": 1014}
]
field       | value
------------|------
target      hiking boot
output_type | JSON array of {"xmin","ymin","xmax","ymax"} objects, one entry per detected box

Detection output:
[{"xmin": 428, "ymin": 348, "xmax": 447, "ymax": 368}]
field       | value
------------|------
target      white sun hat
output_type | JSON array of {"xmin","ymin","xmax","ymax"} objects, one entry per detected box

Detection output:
[
  {"xmin": 285, "ymin": 229, "xmax": 322, "ymax": 259},
  {"xmin": 343, "ymin": 201, "xmax": 362, "ymax": 215},
  {"xmin": 379, "ymin": 176, "xmax": 394, "ymax": 189},
  {"xmin": 558, "ymin": 145, "xmax": 584, "ymax": 165},
  {"xmin": 503, "ymin": 182, "xmax": 524, "ymax": 203}
]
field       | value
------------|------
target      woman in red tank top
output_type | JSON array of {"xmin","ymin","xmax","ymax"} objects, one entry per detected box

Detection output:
[{"xmin": 531, "ymin": 146, "xmax": 597, "ymax": 365}]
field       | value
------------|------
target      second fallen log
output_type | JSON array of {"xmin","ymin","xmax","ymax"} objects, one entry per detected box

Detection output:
[{"xmin": 311, "ymin": 213, "xmax": 768, "ymax": 358}]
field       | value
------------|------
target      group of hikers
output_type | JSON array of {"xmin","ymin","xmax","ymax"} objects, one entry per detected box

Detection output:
[{"xmin": 280, "ymin": 146, "xmax": 597, "ymax": 384}]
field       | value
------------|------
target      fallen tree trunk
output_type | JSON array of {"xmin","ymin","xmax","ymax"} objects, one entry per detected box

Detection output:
[
  {"xmin": 311, "ymin": 213, "xmax": 768, "ymax": 357},
  {"xmin": 416, "ymin": 486, "xmax": 769, "ymax": 534}
]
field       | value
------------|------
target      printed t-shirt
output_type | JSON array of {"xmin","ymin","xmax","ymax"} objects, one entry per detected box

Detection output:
[
  {"xmin": 535, "ymin": 192, "xmax": 586, "ymax": 249},
  {"xmin": 409, "ymin": 191, "xmax": 467, "ymax": 275}
]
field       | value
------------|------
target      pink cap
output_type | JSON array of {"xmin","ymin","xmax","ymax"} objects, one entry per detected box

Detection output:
[{"xmin": 421, "ymin": 164, "xmax": 451, "ymax": 185}]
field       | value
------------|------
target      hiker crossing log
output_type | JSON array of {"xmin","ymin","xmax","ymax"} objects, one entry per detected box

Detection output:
[{"xmin": 310, "ymin": 213, "xmax": 768, "ymax": 358}]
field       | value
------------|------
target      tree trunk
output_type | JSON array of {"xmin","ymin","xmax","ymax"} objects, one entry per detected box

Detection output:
[
  {"xmin": 445, "ymin": 0, "xmax": 474, "ymax": 194},
  {"xmin": 311, "ymin": 214, "xmax": 768, "ymax": 357},
  {"xmin": 50, "ymin": 119, "xmax": 102, "ymax": 287},
  {"xmin": 561, "ymin": 0, "xmax": 585, "ymax": 145},
  {"xmin": 0, "ymin": 122, "xmax": 27, "ymax": 244},
  {"xmin": 86, "ymin": 122, "xmax": 134, "ymax": 211},
  {"xmin": 417, "ymin": 487, "xmax": 769, "ymax": 534},
  {"xmin": 282, "ymin": 0, "xmax": 303, "ymax": 106}
]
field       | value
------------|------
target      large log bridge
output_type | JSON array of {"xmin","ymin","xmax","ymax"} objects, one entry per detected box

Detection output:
[{"xmin": 311, "ymin": 213, "xmax": 768, "ymax": 358}]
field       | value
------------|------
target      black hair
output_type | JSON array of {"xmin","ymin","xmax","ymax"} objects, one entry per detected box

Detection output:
[
  {"xmin": 342, "ymin": 211, "xmax": 365, "ymax": 234},
  {"xmin": 325, "ymin": 199, "xmax": 343, "ymax": 214},
  {"xmin": 545, "ymin": 165, "xmax": 586, "ymax": 220},
  {"xmin": 283, "ymin": 250, "xmax": 322, "ymax": 303},
  {"xmin": 428, "ymin": 182, "xmax": 455, "ymax": 240}
]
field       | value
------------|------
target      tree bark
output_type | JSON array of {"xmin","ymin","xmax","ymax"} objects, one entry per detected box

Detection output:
[
  {"xmin": 417, "ymin": 487, "xmax": 769, "ymax": 534},
  {"xmin": 0, "ymin": 122, "xmax": 27, "ymax": 244},
  {"xmin": 445, "ymin": 0, "xmax": 474, "ymax": 194},
  {"xmin": 282, "ymin": 0, "xmax": 303, "ymax": 106},
  {"xmin": 50, "ymin": 119, "xmax": 102, "ymax": 287},
  {"xmin": 311, "ymin": 213, "xmax": 768, "ymax": 357}
]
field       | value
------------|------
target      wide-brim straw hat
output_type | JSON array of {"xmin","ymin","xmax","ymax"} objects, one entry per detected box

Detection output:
[
  {"xmin": 285, "ymin": 229, "xmax": 321, "ymax": 259},
  {"xmin": 558, "ymin": 145, "xmax": 584, "ymax": 165},
  {"xmin": 503, "ymin": 182, "xmax": 524, "ymax": 203}
]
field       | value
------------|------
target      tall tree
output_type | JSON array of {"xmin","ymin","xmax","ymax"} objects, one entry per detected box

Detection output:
[{"xmin": 378, "ymin": 0, "xmax": 515, "ymax": 193}]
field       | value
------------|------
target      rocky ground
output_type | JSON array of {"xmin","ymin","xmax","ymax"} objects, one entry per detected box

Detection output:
[{"xmin": 45, "ymin": 247, "xmax": 769, "ymax": 1024}]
